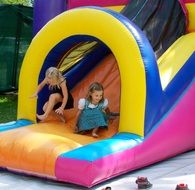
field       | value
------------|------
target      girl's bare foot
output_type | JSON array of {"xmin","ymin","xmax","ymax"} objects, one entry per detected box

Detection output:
[
  {"xmin": 36, "ymin": 114, "xmax": 47, "ymax": 121},
  {"xmin": 92, "ymin": 132, "xmax": 99, "ymax": 138},
  {"xmin": 92, "ymin": 127, "xmax": 99, "ymax": 138}
]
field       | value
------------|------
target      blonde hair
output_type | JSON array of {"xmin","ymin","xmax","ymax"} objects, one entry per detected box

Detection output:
[
  {"xmin": 86, "ymin": 82, "xmax": 104, "ymax": 103},
  {"xmin": 45, "ymin": 67, "xmax": 64, "ymax": 89}
]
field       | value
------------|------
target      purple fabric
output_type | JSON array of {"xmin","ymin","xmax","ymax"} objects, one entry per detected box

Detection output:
[
  {"xmin": 67, "ymin": 0, "xmax": 129, "ymax": 9},
  {"xmin": 33, "ymin": 0, "xmax": 66, "ymax": 35}
]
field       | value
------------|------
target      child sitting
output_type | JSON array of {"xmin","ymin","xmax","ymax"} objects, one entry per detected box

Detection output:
[{"xmin": 75, "ymin": 82, "xmax": 109, "ymax": 138}]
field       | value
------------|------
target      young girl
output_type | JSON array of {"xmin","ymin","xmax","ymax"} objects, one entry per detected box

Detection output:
[
  {"xmin": 75, "ymin": 82, "xmax": 108, "ymax": 138},
  {"xmin": 31, "ymin": 67, "xmax": 74, "ymax": 122}
]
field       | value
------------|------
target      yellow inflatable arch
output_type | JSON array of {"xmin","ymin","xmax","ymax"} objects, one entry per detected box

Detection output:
[{"xmin": 18, "ymin": 7, "xmax": 146, "ymax": 136}]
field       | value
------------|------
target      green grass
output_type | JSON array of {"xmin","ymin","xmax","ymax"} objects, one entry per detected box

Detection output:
[{"xmin": 0, "ymin": 94, "xmax": 17, "ymax": 123}]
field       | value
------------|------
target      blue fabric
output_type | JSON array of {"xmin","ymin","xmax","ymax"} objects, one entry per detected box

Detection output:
[
  {"xmin": 112, "ymin": 132, "xmax": 143, "ymax": 142},
  {"xmin": 77, "ymin": 100, "xmax": 108, "ymax": 132},
  {"xmin": 149, "ymin": 52, "xmax": 195, "ymax": 132},
  {"xmin": 37, "ymin": 36, "xmax": 109, "ymax": 114},
  {"xmin": 60, "ymin": 132, "xmax": 143, "ymax": 161},
  {"xmin": 146, "ymin": 78, "xmax": 195, "ymax": 138},
  {"xmin": 0, "ymin": 119, "xmax": 33, "ymax": 132}
]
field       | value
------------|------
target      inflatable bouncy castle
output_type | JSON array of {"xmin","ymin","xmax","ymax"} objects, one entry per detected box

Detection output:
[{"xmin": 0, "ymin": 0, "xmax": 195, "ymax": 187}]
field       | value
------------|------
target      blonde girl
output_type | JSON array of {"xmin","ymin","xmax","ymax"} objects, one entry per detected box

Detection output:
[
  {"xmin": 75, "ymin": 82, "xmax": 108, "ymax": 137},
  {"xmin": 31, "ymin": 67, "xmax": 74, "ymax": 122}
]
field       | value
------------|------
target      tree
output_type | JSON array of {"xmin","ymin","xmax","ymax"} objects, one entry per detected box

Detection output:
[{"xmin": 0, "ymin": 0, "xmax": 33, "ymax": 6}]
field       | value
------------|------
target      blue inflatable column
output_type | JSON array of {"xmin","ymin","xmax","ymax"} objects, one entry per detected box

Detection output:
[{"xmin": 33, "ymin": 0, "xmax": 66, "ymax": 36}]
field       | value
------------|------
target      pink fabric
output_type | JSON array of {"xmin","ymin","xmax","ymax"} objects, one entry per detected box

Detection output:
[
  {"xmin": 183, "ymin": 0, "xmax": 195, "ymax": 2},
  {"xmin": 55, "ymin": 82, "xmax": 195, "ymax": 187},
  {"xmin": 135, "ymin": 82, "xmax": 195, "ymax": 166},
  {"xmin": 55, "ymin": 149, "xmax": 136, "ymax": 187},
  {"xmin": 55, "ymin": 158, "xmax": 93, "ymax": 187},
  {"xmin": 67, "ymin": 0, "xmax": 129, "ymax": 9},
  {"xmin": 178, "ymin": 0, "xmax": 189, "ymax": 32}
]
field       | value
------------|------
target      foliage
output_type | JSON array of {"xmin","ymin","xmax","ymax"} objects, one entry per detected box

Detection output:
[
  {"xmin": 0, "ymin": 0, "xmax": 33, "ymax": 6},
  {"xmin": 0, "ymin": 94, "xmax": 17, "ymax": 123}
]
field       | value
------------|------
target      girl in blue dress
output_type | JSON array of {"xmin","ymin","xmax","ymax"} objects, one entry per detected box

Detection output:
[{"xmin": 75, "ymin": 82, "xmax": 108, "ymax": 138}]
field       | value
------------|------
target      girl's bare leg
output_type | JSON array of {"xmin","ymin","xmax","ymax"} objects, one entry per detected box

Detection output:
[
  {"xmin": 92, "ymin": 127, "xmax": 99, "ymax": 138},
  {"xmin": 37, "ymin": 93, "xmax": 62, "ymax": 121}
]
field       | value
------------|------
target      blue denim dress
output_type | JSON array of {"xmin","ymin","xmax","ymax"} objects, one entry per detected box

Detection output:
[{"xmin": 77, "ymin": 100, "xmax": 108, "ymax": 132}]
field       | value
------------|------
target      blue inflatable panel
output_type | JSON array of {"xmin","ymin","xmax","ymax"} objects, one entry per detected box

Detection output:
[
  {"xmin": 60, "ymin": 132, "xmax": 143, "ymax": 161},
  {"xmin": 0, "ymin": 119, "xmax": 33, "ymax": 132}
]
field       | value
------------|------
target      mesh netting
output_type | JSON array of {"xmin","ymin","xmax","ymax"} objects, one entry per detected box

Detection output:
[{"xmin": 0, "ymin": 4, "xmax": 33, "ymax": 92}]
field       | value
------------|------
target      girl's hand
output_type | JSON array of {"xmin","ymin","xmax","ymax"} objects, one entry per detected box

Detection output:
[
  {"xmin": 29, "ymin": 93, "xmax": 38, "ymax": 98},
  {"xmin": 74, "ymin": 126, "xmax": 79, "ymax": 133},
  {"xmin": 102, "ymin": 110, "xmax": 106, "ymax": 114},
  {"xmin": 55, "ymin": 107, "xmax": 64, "ymax": 115}
]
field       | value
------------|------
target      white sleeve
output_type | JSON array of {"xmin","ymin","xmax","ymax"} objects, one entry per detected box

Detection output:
[
  {"xmin": 103, "ymin": 98, "xmax": 108, "ymax": 108},
  {"xmin": 78, "ymin": 98, "xmax": 86, "ymax": 110}
]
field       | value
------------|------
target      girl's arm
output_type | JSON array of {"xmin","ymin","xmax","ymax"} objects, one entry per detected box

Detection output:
[
  {"xmin": 30, "ymin": 78, "xmax": 47, "ymax": 98},
  {"xmin": 75, "ymin": 109, "xmax": 81, "ymax": 124},
  {"xmin": 74, "ymin": 98, "xmax": 85, "ymax": 130},
  {"xmin": 74, "ymin": 109, "xmax": 81, "ymax": 132},
  {"xmin": 102, "ymin": 98, "xmax": 109, "ymax": 112}
]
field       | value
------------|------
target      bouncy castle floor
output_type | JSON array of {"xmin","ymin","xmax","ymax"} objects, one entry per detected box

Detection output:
[{"xmin": 0, "ymin": 150, "xmax": 195, "ymax": 190}]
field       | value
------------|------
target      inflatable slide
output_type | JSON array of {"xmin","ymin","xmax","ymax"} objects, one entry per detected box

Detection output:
[{"xmin": 0, "ymin": 0, "xmax": 195, "ymax": 187}]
